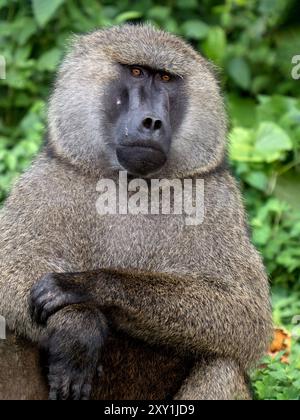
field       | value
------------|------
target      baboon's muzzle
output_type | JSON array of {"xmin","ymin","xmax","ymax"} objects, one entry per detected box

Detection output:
[{"xmin": 116, "ymin": 143, "xmax": 167, "ymax": 176}]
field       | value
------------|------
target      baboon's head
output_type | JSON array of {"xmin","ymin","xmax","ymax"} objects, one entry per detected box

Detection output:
[{"xmin": 48, "ymin": 24, "xmax": 227, "ymax": 178}]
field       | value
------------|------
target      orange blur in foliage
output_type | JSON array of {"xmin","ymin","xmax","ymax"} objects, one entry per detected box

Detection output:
[{"xmin": 268, "ymin": 328, "xmax": 292, "ymax": 364}]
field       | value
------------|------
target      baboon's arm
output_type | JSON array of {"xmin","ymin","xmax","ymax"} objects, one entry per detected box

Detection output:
[
  {"xmin": 31, "ymin": 268, "xmax": 272, "ymax": 368},
  {"xmin": 0, "ymin": 165, "xmax": 109, "ymax": 400}
]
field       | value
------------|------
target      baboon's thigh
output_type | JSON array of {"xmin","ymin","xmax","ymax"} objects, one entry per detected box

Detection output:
[
  {"xmin": 0, "ymin": 334, "xmax": 251, "ymax": 401},
  {"xmin": 0, "ymin": 332, "xmax": 191, "ymax": 400},
  {"xmin": 0, "ymin": 332, "xmax": 48, "ymax": 400}
]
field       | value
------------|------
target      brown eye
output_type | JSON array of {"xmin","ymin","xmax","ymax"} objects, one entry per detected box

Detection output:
[
  {"xmin": 131, "ymin": 68, "xmax": 142, "ymax": 77},
  {"xmin": 161, "ymin": 74, "xmax": 171, "ymax": 82}
]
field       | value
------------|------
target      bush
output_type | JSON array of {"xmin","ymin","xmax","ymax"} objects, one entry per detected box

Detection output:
[{"xmin": 1, "ymin": 0, "xmax": 300, "ymax": 400}]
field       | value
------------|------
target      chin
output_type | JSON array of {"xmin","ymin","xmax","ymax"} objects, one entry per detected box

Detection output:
[{"xmin": 116, "ymin": 145, "xmax": 167, "ymax": 177}]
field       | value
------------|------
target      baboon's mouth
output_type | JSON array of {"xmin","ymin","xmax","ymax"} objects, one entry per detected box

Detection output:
[{"xmin": 116, "ymin": 145, "xmax": 167, "ymax": 176}]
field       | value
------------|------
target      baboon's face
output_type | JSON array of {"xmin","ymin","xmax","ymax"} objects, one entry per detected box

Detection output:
[
  {"xmin": 49, "ymin": 25, "xmax": 226, "ymax": 178},
  {"xmin": 103, "ymin": 65, "xmax": 186, "ymax": 176}
]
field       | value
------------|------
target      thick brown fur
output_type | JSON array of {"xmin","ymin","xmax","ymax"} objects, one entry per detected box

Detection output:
[{"xmin": 0, "ymin": 24, "xmax": 272, "ymax": 400}]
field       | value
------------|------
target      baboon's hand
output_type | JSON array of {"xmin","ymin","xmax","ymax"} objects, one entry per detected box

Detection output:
[
  {"xmin": 30, "ymin": 273, "xmax": 89, "ymax": 325},
  {"xmin": 43, "ymin": 315, "xmax": 106, "ymax": 400}
]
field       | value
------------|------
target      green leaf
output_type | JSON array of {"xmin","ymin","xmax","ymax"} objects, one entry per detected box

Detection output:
[
  {"xmin": 245, "ymin": 172, "xmax": 269, "ymax": 192},
  {"xmin": 252, "ymin": 223, "xmax": 272, "ymax": 246},
  {"xmin": 115, "ymin": 11, "xmax": 142, "ymax": 24},
  {"xmin": 164, "ymin": 18, "xmax": 179, "ymax": 34},
  {"xmin": 275, "ymin": 172, "xmax": 300, "ymax": 211},
  {"xmin": 228, "ymin": 95, "xmax": 257, "ymax": 128},
  {"xmin": 255, "ymin": 122, "xmax": 293, "ymax": 162},
  {"xmin": 227, "ymin": 57, "xmax": 251, "ymax": 90},
  {"xmin": 32, "ymin": 0, "xmax": 65, "ymax": 27},
  {"xmin": 37, "ymin": 48, "xmax": 62, "ymax": 71},
  {"xmin": 147, "ymin": 6, "xmax": 171, "ymax": 21},
  {"xmin": 0, "ymin": 0, "xmax": 9, "ymax": 8},
  {"xmin": 257, "ymin": 95, "xmax": 299, "ymax": 123},
  {"xmin": 229, "ymin": 121, "xmax": 293, "ymax": 163},
  {"xmin": 229, "ymin": 127, "xmax": 255, "ymax": 162},
  {"xmin": 181, "ymin": 20, "xmax": 209, "ymax": 40},
  {"xmin": 5, "ymin": 153, "xmax": 17, "ymax": 171},
  {"xmin": 277, "ymin": 249, "xmax": 300, "ymax": 272},
  {"xmin": 202, "ymin": 27, "xmax": 227, "ymax": 64},
  {"xmin": 14, "ymin": 18, "xmax": 37, "ymax": 45}
]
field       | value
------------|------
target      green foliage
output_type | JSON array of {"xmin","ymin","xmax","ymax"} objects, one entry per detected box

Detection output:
[
  {"xmin": 252, "ymin": 351, "xmax": 300, "ymax": 400},
  {"xmin": 1, "ymin": 0, "xmax": 300, "ymax": 400},
  {"xmin": 32, "ymin": 0, "xmax": 65, "ymax": 27},
  {"xmin": 252, "ymin": 288, "xmax": 300, "ymax": 401},
  {"xmin": 229, "ymin": 94, "xmax": 300, "ymax": 289}
]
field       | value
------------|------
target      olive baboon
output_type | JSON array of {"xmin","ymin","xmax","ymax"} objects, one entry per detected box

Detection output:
[{"xmin": 0, "ymin": 24, "xmax": 272, "ymax": 400}]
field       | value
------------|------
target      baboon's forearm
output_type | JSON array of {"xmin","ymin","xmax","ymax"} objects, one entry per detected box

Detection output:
[{"xmin": 51, "ymin": 269, "xmax": 271, "ymax": 366}]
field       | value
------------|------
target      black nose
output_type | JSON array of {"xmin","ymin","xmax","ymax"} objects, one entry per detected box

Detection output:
[{"xmin": 142, "ymin": 117, "xmax": 163, "ymax": 132}]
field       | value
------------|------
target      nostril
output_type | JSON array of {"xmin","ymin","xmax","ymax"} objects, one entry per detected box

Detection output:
[
  {"xmin": 154, "ymin": 120, "xmax": 162, "ymax": 131},
  {"xmin": 143, "ymin": 118, "xmax": 153, "ymax": 130},
  {"xmin": 142, "ymin": 118, "xmax": 163, "ymax": 131}
]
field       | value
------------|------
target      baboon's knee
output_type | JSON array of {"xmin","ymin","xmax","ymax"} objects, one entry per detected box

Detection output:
[{"xmin": 175, "ymin": 357, "xmax": 251, "ymax": 401}]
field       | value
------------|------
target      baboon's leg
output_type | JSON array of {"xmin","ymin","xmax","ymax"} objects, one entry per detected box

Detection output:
[
  {"xmin": 175, "ymin": 357, "xmax": 252, "ymax": 401},
  {"xmin": 0, "ymin": 334, "xmax": 251, "ymax": 401},
  {"xmin": 0, "ymin": 332, "xmax": 48, "ymax": 400}
]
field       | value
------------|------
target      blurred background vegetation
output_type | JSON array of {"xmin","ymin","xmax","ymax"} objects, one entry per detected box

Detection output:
[{"xmin": 0, "ymin": 0, "xmax": 300, "ymax": 400}]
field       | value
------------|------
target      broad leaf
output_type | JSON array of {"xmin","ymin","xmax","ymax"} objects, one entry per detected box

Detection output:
[
  {"xmin": 181, "ymin": 20, "xmax": 209, "ymax": 40},
  {"xmin": 32, "ymin": 0, "xmax": 65, "ymax": 27},
  {"xmin": 202, "ymin": 27, "xmax": 227, "ymax": 64},
  {"xmin": 255, "ymin": 122, "xmax": 293, "ymax": 162},
  {"xmin": 227, "ymin": 57, "xmax": 251, "ymax": 90}
]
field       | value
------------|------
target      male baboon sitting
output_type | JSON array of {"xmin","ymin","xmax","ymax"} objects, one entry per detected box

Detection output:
[{"xmin": 0, "ymin": 24, "xmax": 272, "ymax": 400}]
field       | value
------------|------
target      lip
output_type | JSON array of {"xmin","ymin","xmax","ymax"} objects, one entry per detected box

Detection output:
[
  {"xmin": 118, "ymin": 141, "xmax": 163, "ymax": 153},
  {"xmin": 116, "ymin": 144, "xmax": 167, "ymax": 176}
]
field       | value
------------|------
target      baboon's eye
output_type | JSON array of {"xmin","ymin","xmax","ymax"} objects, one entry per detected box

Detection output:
[
  {"xmin": 161, "ymin": 73, "xmax": 171, "ymax": 83},
  {"xmin": 131, "ymin": 67, "xmax": 143, "ymax": 78}
]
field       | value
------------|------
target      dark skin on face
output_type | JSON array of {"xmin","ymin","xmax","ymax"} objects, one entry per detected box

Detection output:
[{"xmin": 105, "ymin": 64, "xmax": 186, "ymax": 176}]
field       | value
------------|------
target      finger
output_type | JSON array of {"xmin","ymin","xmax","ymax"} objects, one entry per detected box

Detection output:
[
  {"xmin": 49, "ymin": 386, "xmax": 59, "ymax": 401},
  {"xmin": 30, "ymin": 293, "xmax": 52, "ymax": 325},
  {"xmin": 71, "ymin": 379, "xmax": 84, "ymax": 401},
  {"xmin": 58, "ymin": 376, "xmax": 71, "ymax": 401},
  {"xmin": 39, "ymin": 299, "xmax": 65, "ymax": 324},
  {"xmin": 48, "ymin": 375, "xmax": 61, "ymax": 401},
  {"xmin": 81, "ymin": 384, "xmax": 92, "ymax": 400}
]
